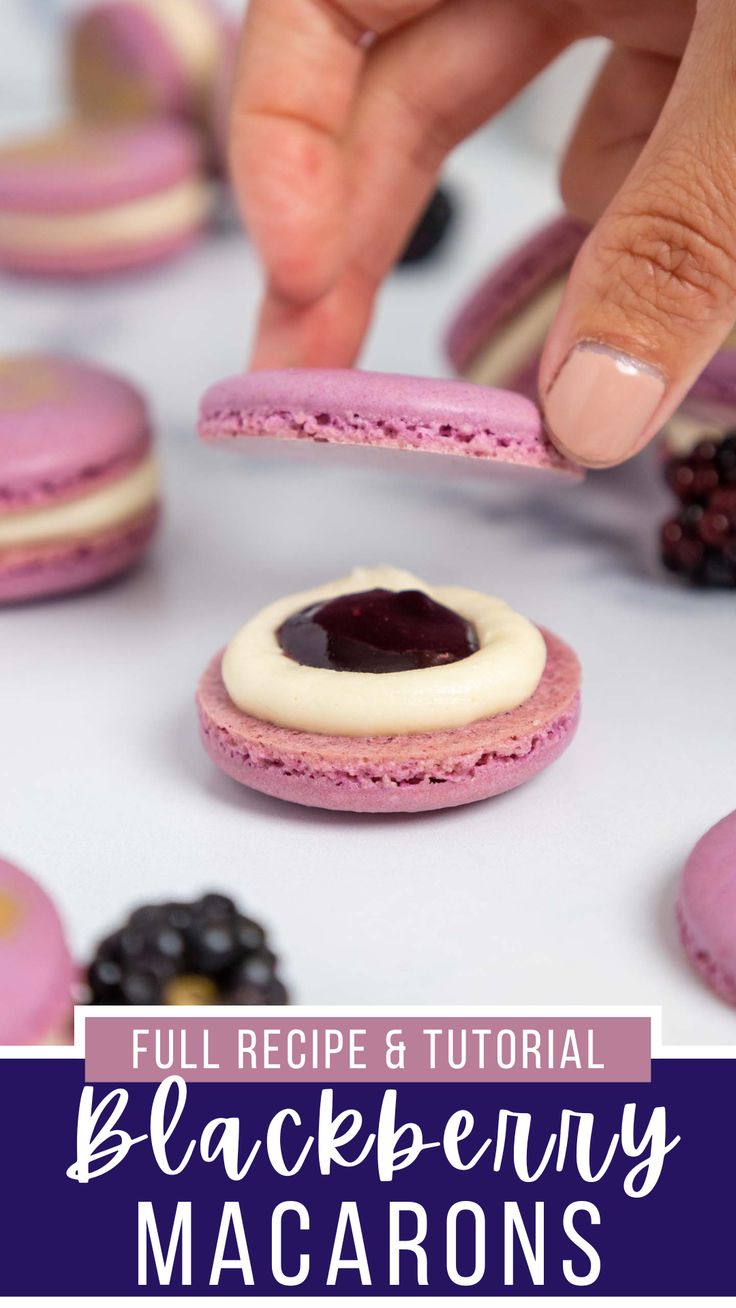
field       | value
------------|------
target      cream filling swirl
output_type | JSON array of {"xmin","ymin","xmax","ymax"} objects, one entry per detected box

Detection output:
[
  {"xmin": 0, "ymin": 455, "xmax": 158, "ymax": 549},
  {"xmin": 222, "ymin": 566, "xmax": 547, "ymax": 737}
]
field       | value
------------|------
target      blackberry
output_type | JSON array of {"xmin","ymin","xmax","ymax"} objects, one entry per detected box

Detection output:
[
  {"xmin": 397, "ymin": 186, "xmax": 455, "ymax": 265},
  {"xmin": 86, "ymin": 893, "xmax": 289, "ymax": 1006},
  {"xmin": 661, "ymin": 431, "xmax": 736, "ymax": 588}
]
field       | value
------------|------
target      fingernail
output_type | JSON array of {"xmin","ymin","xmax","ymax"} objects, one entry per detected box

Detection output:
[{"xmin": 543, "ymin": 342, "xmax": 666, "ymax": 466}]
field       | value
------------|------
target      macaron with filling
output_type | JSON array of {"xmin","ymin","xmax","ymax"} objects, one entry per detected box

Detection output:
[
  {"xmin": 0, "ymin": 857, "xmax": 75, "ymax": 1046},
  {"xmin": 198, "ymin": 367, "xmax": 583, "ymax": 481},
  {"xmin": 677, "ymin": 811, "xmax": 736, "ymax": 1005},
  {"xmin": 0, "ymin": 354, "xmax": 159, "ymax": 602},
  {"xmin": 69, "ymin": 0, "xmax": 229, "ymax": 128},
  {"xmin": 197, "ymin": 565, "xmax": 581, "ymax": 813},
  {"xmin": 0, "ymin": 120, "xmax": 211, "ymax": 277}
]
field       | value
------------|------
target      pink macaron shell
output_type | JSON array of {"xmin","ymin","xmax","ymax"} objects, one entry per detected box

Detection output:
[
  {"xmin": 677, "ymin": 811, "xmax": 736, "ymax": 1006},
  {"xmin": 445, "ymin": 214, "xmax": 589, "ymax": 377},
  {"xmin": 197, "ymin": 628, "xmax": 581, "ymax": 814},
  {"xmin": 0, "ymin": 356, "xmax": 151, "ymax": 510},
  {"xmin": 199, "ymin": 369, "xmax": 583, "ymax": 480},
  {"xmin": 0, "ymin": 858, "xmax": 75, "ymax": 1045},
  {"xmin": 0, "ymin": 120, "xmax": 204, "ymax": 214},
  {"xmin": 0, "ymin": 505, "xmax": 158, "ymax": 604}
]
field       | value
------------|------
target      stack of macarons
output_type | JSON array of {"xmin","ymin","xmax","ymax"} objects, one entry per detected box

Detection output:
[{"xmin": 0, "ymin": 354, "xmax": 159, "ymax": 602}]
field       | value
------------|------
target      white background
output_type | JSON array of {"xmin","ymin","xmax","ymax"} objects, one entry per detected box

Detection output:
[{"xmin": 0, "ymin": 3, "xmax": 734, "ymax": 1052}]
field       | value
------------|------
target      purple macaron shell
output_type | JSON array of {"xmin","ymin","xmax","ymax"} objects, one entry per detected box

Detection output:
[
  {"xmin": 0, "ymin": 120, "xmax": 204, "ymax": 213},
  {"xmin": 677, "ymin": 810, "xmax": 736, "ymax": 1006},
  {"xmin": 0, "ymin": 356, "xmax": 151, "ymax": 510},
  {"xmin": 72, "ymin": 1, "xmax": 199, "ymax": 121},
  {"xmin": 0, "ymin": 858, "xmax": 75, "ymax": 1045},
  {"xmin": 197, "ymin": 628, "xmax": 581, "ymax": 814},
  {"xmin": 199, "ymin": 369, "xmax": 582, "ymax": 478},
  {"xmin": 445, "ymin": 214, "xmax": 589, "ymax": 379},
  {"xmin": 0, "ymin": 506, "xmax": 158, "ymax": 604}
]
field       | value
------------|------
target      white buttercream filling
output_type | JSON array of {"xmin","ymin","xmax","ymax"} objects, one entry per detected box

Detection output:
[
  {"xmin": 0, "ymin": 455, "xmax": 158, "ymax": 548},
  {"xmin": 0, "ymin": 178, "xmax": 211, "ymax": 251},
  {"xmin": 222, "ymin": 566, "xmax": 547, "ymax": 736},
  {"xmin": 465, "ymin": 277, "xmax": 566, "ymax": 387}
]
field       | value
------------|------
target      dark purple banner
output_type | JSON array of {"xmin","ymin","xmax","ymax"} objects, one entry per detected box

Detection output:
[{"xmin": 0, "ymin": 1056, "xmax": 734, "ymax": 1295}]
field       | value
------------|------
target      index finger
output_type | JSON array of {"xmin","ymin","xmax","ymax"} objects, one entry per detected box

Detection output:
[{"xmin": 230, "ymin": 0, "xmax": 438, "ymax": 304}]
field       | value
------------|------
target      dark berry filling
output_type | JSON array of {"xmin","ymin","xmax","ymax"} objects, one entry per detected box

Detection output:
[
  {"xmin": 86, "ymin": 893, "xmax": 288, "ymax": 1006},
  {"xmin": 661, "ymin": 433, "xmax": 736, "ymax": 588},
  {"xmin": 277, "ymin": 587, "xmax": 479, "ymax": 673},
  {"xmin": 398, "ymin": 186, "xmax": 455, "ymax": 265}
]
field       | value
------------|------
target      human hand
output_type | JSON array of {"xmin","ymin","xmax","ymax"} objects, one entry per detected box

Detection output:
[{"xmin": 229, "ymin": 0, "xmax": 736, "ymax": 467}]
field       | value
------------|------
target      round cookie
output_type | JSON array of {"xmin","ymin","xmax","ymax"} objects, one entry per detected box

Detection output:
[
  {"xmin": 677, "ymin": 811, "xmax": 736, "ymax": 1004},
  {"xmin": 86, "ymin": 893, "xmax": 288, "ymax": 1006},
  {"xmin": 0, "ymin": 355, "xmax": 160, "ymax": 602},
  {"xmin": 197, "ymin": 567, "xmax": 581, "ymax": 814},
  {"xmin": 0, "ymin": 121, "xmax": 211, "ymax": 277},
  {"xmin": 198, "ymin": 368, "xmax": 583, "ymax": 481},
  {"xmin": 0, "ymin": 858, "xmax": 75, "ymax": 1045},
  {"xmin": 69, "ymin": 0, "xmax": 229, "ymax": 128}
]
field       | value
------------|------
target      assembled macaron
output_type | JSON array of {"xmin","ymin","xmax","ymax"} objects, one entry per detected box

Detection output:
[
  {"xmin": 197, "ymin": 565, "xmax": 581, "ymax": 813},
  {"xmin": 69, "ymin": 0, "xmax": 230, "ymax": 129},
  {"xmin": 0, "ymin": 858, "xmax": 75, "ymax": 1045},
  {"xmin": 86, "ymin": 893, "xmax": 288, "ymax": 1005},
  {"xmin": 0, "ymin": 354, "xmax": 160, "ymax": 602},
  {"xmin": 677, "ymin": 811, "xmax": 736, "ymax": 1006},
  {"xmin": 0, "ymin": 121, "xmax": 211, "ymax": 277},
  {"xmin": 198, "ymin": 368, "xmax": 583, "ymax": 481}
]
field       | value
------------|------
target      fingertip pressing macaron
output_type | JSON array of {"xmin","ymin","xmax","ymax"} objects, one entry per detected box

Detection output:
[
  {"xmin": 0, "ymin": 857, "xmax": 75, "ymax": 1046},
  {"xmin": 69, "ymin": 0, "xmax": 229, "ymax": 129},
  {"xmin": 86, "ymin": 893, "xmax": 288, "ymax": 1006},
  {"xmin": 198, "ymin": 368, "xmax": 583, "ymax": 482},
  {"xmin": 677, "ymin": 811, "xmax": 736, "ymax": 1006},
  {"xmin": 0, "ymin": 120, "xmax": 211, "ymax": 277},
  {"xmin": 0, "ymin": 354, "xmax": 160, "ymax": 603},
  {"xmin": 196, "ymin": 566, "xmax": 582, "ymax": 814}
]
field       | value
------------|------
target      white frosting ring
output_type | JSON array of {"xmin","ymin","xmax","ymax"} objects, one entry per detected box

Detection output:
[{"xmin": 222, "ymin": 566, "xmax": 547, "ymax": 737}]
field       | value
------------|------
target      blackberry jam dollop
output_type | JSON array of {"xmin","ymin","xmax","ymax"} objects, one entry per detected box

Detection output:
[{"xmin": 277, "ymin": 588, "xmax": 479, "ymax": 673}]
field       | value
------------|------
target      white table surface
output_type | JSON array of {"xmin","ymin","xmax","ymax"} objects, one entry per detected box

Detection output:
[{"xmin": 0, "ymin": 9, "xmax": 734, "ymax": 1049}]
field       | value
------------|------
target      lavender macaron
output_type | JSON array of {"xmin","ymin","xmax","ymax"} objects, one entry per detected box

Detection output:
[
  {"xmin": 677, "ymin": 811, "xmax": 736, "ymax": 1005},
  {"xmin": 197, "ymin": 566, "xmax": 581, "ymax": 814},
  {"xmin": 198, "ymin": 368, "xmax": 582, "ymax": 480},
  {"xmin": 0, "ymin": 857, "xmax": 75, "ymax": 1046},
  {"xmin": 69, "ymin": 0, "xmax": 229, "ymax": 129},
  {"xmin": 0, "ymin": 121, "xmax": 211, "ymax": 277},
  {"xmin": 0, "ymin": 355, "xmax": 159, "ymax": 603}
]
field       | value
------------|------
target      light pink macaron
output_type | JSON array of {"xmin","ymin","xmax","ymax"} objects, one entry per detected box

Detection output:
[
  {"xmin": 0, "ymin": 120, "xmax": 211, "ymax": 277},
  {"xmin": 677, "ymin": 811, "xmax": 736, "ymax": 1006},
  {"xmin": 0, "ymin": 354, "xmax": 160, "ymax": 603},
  {"xmin": 199, "ymin": 367, "xmax": 583, "ymax": 481},
  {"xmin": 0, "ymin": 858, "xmax": 75, "ymax": 1045},
  {"xmin": 69, "ymin": 0, "xmax": 230, "ymax": 128}
]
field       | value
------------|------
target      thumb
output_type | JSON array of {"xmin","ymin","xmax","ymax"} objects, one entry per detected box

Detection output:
[{"xmin": 540, "ymin": 1, "xmax": 736, "ymax": 468}]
